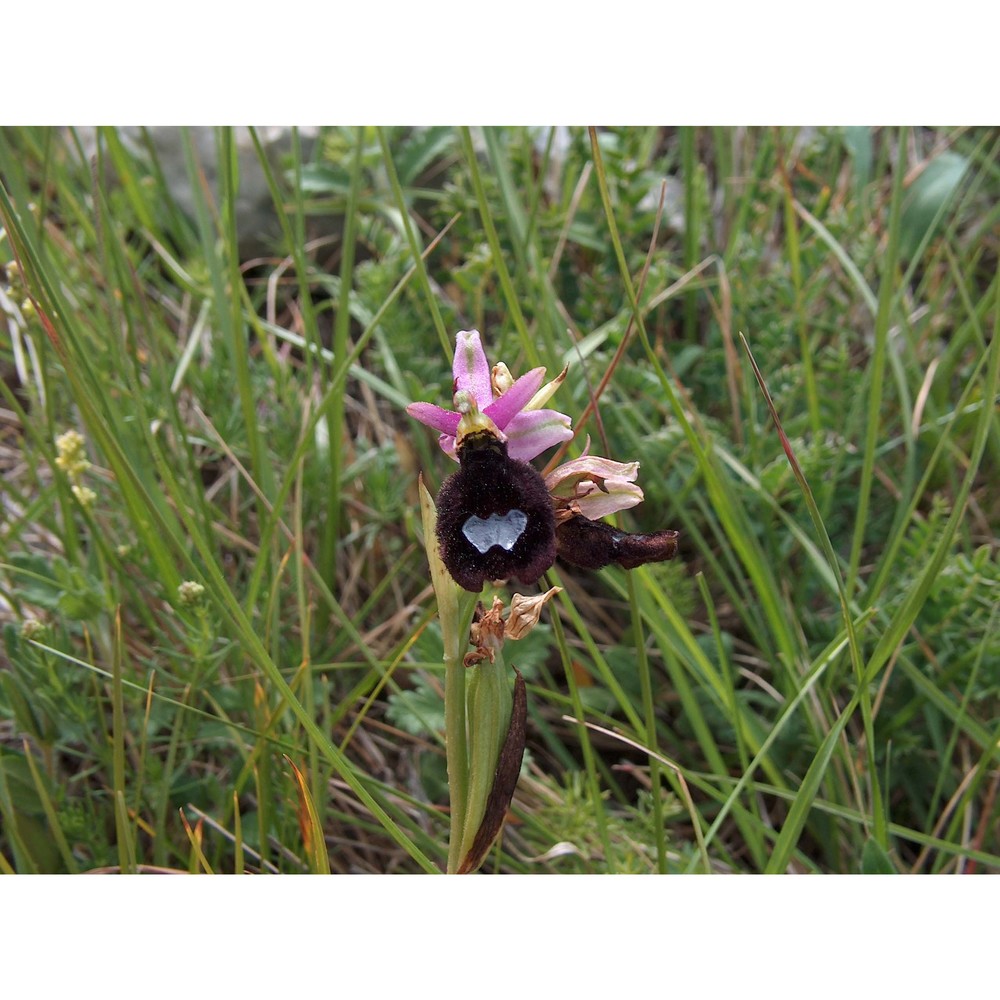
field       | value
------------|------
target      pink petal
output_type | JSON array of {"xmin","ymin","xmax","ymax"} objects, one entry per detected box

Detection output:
[
  {"xmin": 405, "ymin": 401, "xmax": 461, "ymax": 436},
  {"xmin": 545, "ymin": 455, "xmax": 640, "ymax": 490},
  {"xmin": 453, "ymin": 330, "xmax": 493, "ymax": 409},
  {"xmin": 572, "ymin": 479, "xmax": 644, "ymax": 518},
  {"xmin": 546, "ymin": 454, "xmax": 644, "ymax": 516},
  {"xmin": 504, "ymin": 409, "xmax": 574, "ymax": 461},
  {"xmin": 484, "ymin": 367, "xmax": 546, "ymax": 429},
  {"xmin": 438, "ymin": 433, "xmax": 459, "ymax": 461}
]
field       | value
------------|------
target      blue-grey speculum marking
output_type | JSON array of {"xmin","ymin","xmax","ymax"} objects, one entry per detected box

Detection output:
[{"xmin": 462, "ymin": 510, "xmax": 528, "ymax": 554}]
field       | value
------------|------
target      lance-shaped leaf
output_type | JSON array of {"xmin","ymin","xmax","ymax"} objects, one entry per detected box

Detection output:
[
  {"xmin": 286, "ymin": 755, "xmax": 331, "ymax": 875},
  {"xmin": 460, "ymin": 600, "xmax": 512, "ymax": 858},
  {"xmin": 458, "ymin": 668, "xmax": 527, "ymax": 874}
]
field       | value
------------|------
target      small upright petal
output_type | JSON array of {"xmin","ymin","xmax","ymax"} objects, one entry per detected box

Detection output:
[
  {"xmin": 526, "ymin": 366, "xmax": 568, "ymax": 411},
  {"xmin": 491, "ymin": 363, "xmax": 515, "ymax": 397}
]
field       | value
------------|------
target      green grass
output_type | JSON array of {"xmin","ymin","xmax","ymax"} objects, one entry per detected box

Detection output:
[{"xmin": 0, "ymin": 125, "xmax": 997, "ymax": 874}]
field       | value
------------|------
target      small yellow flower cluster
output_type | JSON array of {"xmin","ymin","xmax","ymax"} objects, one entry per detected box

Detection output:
[
  {"xmin": 71, "ymin": 485, "xmax": 97, "ymax": 508},
  {"xmin": 3, "ymin": 262, "xmax": 39, "ymax": 321},
  {"xmin": 55, "ymin": 430, "xmax": 90, "ymax": 479},
  {"xmin": 177, "ymin": 581, "xmax": 206, "ymax": 607},
  {"xmin": 55, "ymin": 429, "xmax": 95, "ymax": 509},
  {"xmin": 21, "ymin": 618, "xmax": 46, "ymax": 640}
]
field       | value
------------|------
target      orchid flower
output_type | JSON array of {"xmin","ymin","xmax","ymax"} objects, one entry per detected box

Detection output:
[
  {"xmin": 408, "ymin": 330, "xmax": 679, "ymax": 593},
  {"xmin": 409, "ymin": 330, "xmax": 679, "ymax": 873}
]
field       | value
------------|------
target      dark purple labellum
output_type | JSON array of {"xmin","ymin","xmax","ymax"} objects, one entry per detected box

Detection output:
[
  {"xmin": 436, "ymin": 431, "xmax": 556, "ymax": 593},
  {"xmin": 556, "ymin": 514, "xmax": 679, "ymax": 571}
]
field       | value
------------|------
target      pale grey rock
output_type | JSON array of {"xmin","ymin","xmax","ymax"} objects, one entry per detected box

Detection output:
[{"xmin": 66, "ymin": 126, "xmax": 319, "ymax": 254}]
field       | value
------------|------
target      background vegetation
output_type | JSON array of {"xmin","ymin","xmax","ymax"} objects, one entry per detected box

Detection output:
[{"xmin": 0, "ymin": 125, "xmax": 996, "ymax": 874}]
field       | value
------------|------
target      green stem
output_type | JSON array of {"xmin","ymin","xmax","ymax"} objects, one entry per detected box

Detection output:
[
  {"xmin": 681, "ymin": 127, "xmax": 699, "ymax": 343},
  {"xmin": 443, "ymin": 594, "xmax": 477, "ymax": 872},
  {"xmin": 320, "ymin": 126, "xmax": 363, "ymax": 583},
  {"xmin": 417, "ymin": 478, "xmax": 478, "ymax": 872},
  {"xmin": 625, "ymin": 570, "xmax": 667, "ymax": 872}
]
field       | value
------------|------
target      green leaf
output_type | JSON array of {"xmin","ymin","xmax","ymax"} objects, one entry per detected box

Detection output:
[
  {"xmin": 297, "ymin": 163, "xmax": 351, "ymax": 195},
  {"xmin": 899, "ymin": 151, "xmax": 968, "ymax": 260},
  {"xmin": 394, "ymin": 126, "xmax": 454, "ymax": 186},
  {"xmin": 5, "ymin": 554, "xmax": 106, "ymax": 620},
  {"xmin": 6, "ymin": 553, "xmax": 63, "ymax": 610},
  {"xmin": 0, "ymin": 751, "xmax": 62, "ymax": 872},
  {"xmin": 386, "ymin": 674, "xmax": 446, "ymax": 737},
  {"xmin": 861, "ymin": 836, "xmax": 897, "ymax": 874},
  {"xmin": 843, "ymin": 126, "xmax": 873, "ymax": 192},
  {"xmin": 505, "ymin": 623, "xmax": 554, "ymax": 679},
  {"xmin": 56, "ymin": 585, "xmax": 106, "ymax": 621},
  {"xmin": 286, "ymin": 756, "xmax": 331, "ymax": 875}
]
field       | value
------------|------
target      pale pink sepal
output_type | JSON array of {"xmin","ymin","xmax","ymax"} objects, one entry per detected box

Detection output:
[
  {"xmin": 572, "ymin": 480, "xmax": 644, "ymax": 518},
  {"xmin": 453, "ymin": 330, "xmax": 493, "ymax": 409},
  {"xmin": 546, "ymin": 455, "xmax": 644, "ymax": 518},
  {"xmin": 546, "ymin": 455, "xmax": 640, "ymax": 487}
]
